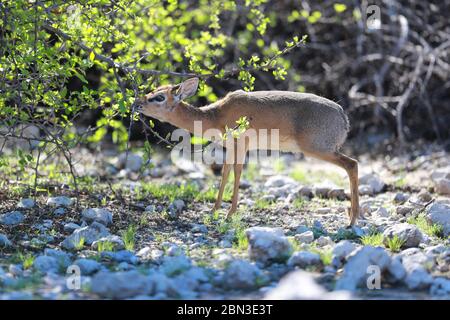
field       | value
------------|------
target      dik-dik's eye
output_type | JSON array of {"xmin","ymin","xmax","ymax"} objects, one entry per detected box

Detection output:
[{"xmin": 148, "ymin": 95, "xmax": 165, "ymax": 103}]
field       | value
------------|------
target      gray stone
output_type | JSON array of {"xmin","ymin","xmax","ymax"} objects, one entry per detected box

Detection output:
[
  {"xmin": 426, "ymin": 202, "xmax": 450, "ymax": 236},
  {"xmin": 264, "ymin": 175, "xmax": 297, "ymax": 188},
  {"xmin": 17, "ymin": 198, "xmax": 35, "ymax": 209},
  {"xmin": 0, "ymin": 211, "xmax": 24, "ymax": 226},
  {"xmin": 295, "ymin": 230, "xmax": 314, "ymax": 244},
  {"xmin": 265, "ymin": 270, "xmax": 351, "ymax": 299},
  {"xmin": 53, "ymin": 207, "xmax": 66, "ymax": 216},
  {"xmin": 399, "ymin": 248, "xmax": 434, "ymax": 290},
  {"xmin": 359, "ymin": 173, "xmax": 385, "ymax": 194},
  {"xmin": 316, "ymin": 236, "xmax": 334, "ymax": 247},
  {"xmin": 386, "ymin": 256, "xmax": 407, "ymax": 283},
  {"xmin": 393, "ymin": 193, "xmax": 408, "ymax": 204},
  {"xmin": 46, "ymin": 196, "xmax": 73, "ymax": 207},
  {"xmin": 222, "ymin": 259, "xmax": 265, "ymax": 290},
  {"xmin": 44, "ymin": 248, "xmax": 71, "ymax": 268},
  {"xmin": 92, "ymin": 235, "xmax": 125, "ymax": 250},
  {"xmin": 396, "ymin": 205, "xmax": 414, "ymax": 216},
  {"xmin": 118, "ymin": 153, "xmax": 143, "ymax": 172},
  {"xmin": 61, "ymin": 222, "xmax": 110, "ymax": 250},
  {"xmin": 431, "ymin": 167, "xmax": 450, "ymax": 195},
  {"xmin": 373, "ymin": 207, "xmax": 390, "ymax": 218},
  {"xmin": 332, "ymin": 240, "xmax": 358, "ymax": 260},
  {"xmin": 110, "ymin": 250, "xmax": 139, "ymax": 265},
  {"xmin": 383, "ymin": 223, "xmax": 423, "ymax": 248},
  {"xmin": 287, "ymin": 251, "xmax": 322, "ymax": 268},
  {"xmin": 246, "ymin": 227, "xmax": 293, "ymax": 264},
  {"xmin": 82, "ymin": 208, "xmax": 113, "ymax": 226},
  {"xmin": 430, "ymin": 277, "xmax": 450, "ymax": 296},
  {"xmin": 64, "ymin": 222, "xmax": 81, "ymax": 233},
  {"xmin": 91, "ymin": 271, "xmax": 150, "ymax": 299},
  {"xmin": 0, "ymin": 234, "xmax": 12, "ymax": 247},
  {"xmin": 74, "ymin": 259, "xmax": 102, "ymax": 275},
  {"xmin": 335, "ymin": 246, "xmax": 391, "ymax": 291},
  {"xmin": 159, "ymin": 254, "xmax": 192, "ymax": 276},
  {"xmin": 33, "ymin": 255, "xmax": 59, "ymax": 274}
]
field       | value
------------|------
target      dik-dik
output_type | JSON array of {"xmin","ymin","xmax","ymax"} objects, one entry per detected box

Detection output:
[{"xmin": 137, "ymin": 78, "xmax": 360, "ymax": 226}]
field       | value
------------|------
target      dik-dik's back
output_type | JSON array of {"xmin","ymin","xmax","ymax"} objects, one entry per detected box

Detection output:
[{"xmin": 213, "ymin": 90, "xmax": 350, "ymax": 153}]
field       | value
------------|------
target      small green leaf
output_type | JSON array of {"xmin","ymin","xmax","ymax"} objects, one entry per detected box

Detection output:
[
  {"xmin": 334, "ymin": 3, "xmax": 347, "ymax": 13},
  {"xmin": 89, "ymin": 51, "xmax": 95, "ymax": 61}
]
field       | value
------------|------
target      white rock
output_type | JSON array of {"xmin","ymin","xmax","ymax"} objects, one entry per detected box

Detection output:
[
  {"xmin": 382, "ymin": 223, "xmax": 423, "ymax": 248},
  {"xmin": 74, "ymin": 259, "xmax": 102, "ymax": 275},
  {"xmin": 222, "ymin": 259, "xmax": 265, "ymax": 290},
  {"xmin": 373, "ymin": 207, "xmax": 390, "ymax": 218},
  {"xmin": 118, "ymin": 153, "xmax": 143, "ymax": 172},
  {"xmin": 430, "ymin": 277, "xmax": 450, "ymax": 297},
  {"xmin": 316, "ymin": 236, "xmax": 334, "ymax": 247},
  {"xmin": 335, "ymin": 246, "xmax": 391, "ymax": 291},
  {"xmin": 332, "ymin": 240, "xmax": 358, "ymax": 260},
  {"xmin": 426, "ymin": 202, "xmax": 450, "ymax": 236},
  {"xmin": 246, "ymin": 227, "xmax": 293, "ymax": 264},
  {"xmin": 359, "ymin": 173, "xmax": 385, "ymax": 194},
  {"xmin": 91, "ymin": 235, "xmax": 125, "ymax": 250},
  {"xmin": 91, "ymin": 271, "xmax": 150, "ymax": 299},
  {"xmin": 386, "ymin": 256, "xmax": 406, "ymax": 283},
  {"xmin": 265, "ymin": 270, "xmax": 351, "ymax": 300},
  {"xmin": 46, "ymin": 196, "xmax": 73, "ymax": 207},
  {"xmin": 44, "ymin": 249, "xmax": 71, "ymax": 268},
  {"xmin": 0, "ymin": 211, "xmax": 24, "ymax": 226},
  {"xmin": 399, "ymin": 248, "xmax": 435, "ymax": 290},
  {"xmin": 0, "ymin": 234, "xmax": 12, "ymax": 247},
  {"xmin": 159, "ymin": 255, "xmax": 192, "ymax": 276},
  {"xmin": 81, "ymin": 208, "xmax": 113, "ymax": 226},
  {"xmin": 287, "ymin": 251, "xmax": 322, "ymax": 268},
  {"xmin": 264, "ymin": 175, "xmax": 298, "ymax": 188},
  {"xmin": 295, "ymin": 231, "xmax": 314, "ymax": 244},
  {"xmin": 61, "ymin": 222, "xmax": 110, "ymax": 250},
  {"xmin": 17, "ymin": 198, "xmax": 35, "ymax": 209},
  {"xmin": 33, "ymin": 256, "xmax": 59, "ymax": 274},
  {"xmin": 431, "ymin": 167, "xmax": 450, "ymax": 195}
]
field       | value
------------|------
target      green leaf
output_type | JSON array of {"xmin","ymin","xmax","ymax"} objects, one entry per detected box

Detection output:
[
  {"xmin": 89, "ymin": 51, "xmax": 95, "ymax": 62},
  {"xmin": 334, "ymin": 3, "xmax": 347, "ymax": 13}
]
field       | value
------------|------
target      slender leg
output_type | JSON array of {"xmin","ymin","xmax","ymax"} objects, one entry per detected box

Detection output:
[
  {"xmin": 226, "ymin": 163, "xmax": 243, "ymax": 219},
  {"xmin": 213, "ymin": 163, "xmax": 231, "ymax": 211},
  {"xmin": 225, "ymin": 138, "xmax": 247, "ymax": 220},
  {"xmin": 304, "ymin": 150, "xmax": 359, "ymax": 226}
]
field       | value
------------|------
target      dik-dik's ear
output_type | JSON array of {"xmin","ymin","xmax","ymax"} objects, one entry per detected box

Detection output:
[{"xmin": 175, "ymin": 77, "xmax": 199, "ymax": 100}]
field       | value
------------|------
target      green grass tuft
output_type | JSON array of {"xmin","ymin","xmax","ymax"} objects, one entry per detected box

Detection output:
[
  {"xmin": 121, "ymin": 225, "xmax": 136, "ymax": 251},
  {"xmin": 360, "ymin": 233, "xmax": 384, "ymax": 247},
  {"xmin": 407, "ymin": 214, "xmax": 444, "ymax": 238},
  {"xmin": 385, "ymin": 235, "xmax": 405, "ymax": 252}
]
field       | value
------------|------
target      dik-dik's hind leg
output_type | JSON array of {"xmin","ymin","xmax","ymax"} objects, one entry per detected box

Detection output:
[
  {"xmin": 305, "ymin": 150, "xmax": 359, "ymax": 226},
  {"xmin": 213, "ymin": 163, "xmax": 231, "ymax": 211}
]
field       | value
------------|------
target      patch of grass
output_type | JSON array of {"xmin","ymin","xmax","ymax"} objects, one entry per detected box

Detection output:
[
  {"xmin": 254, "ymin": 198, "xmax": 273, "ymax": 210},
  {"xmin": 385, "ymin": 235, "xmax": 405, "ymax": 252},
  {"xmin": 332, "ymin": 228, "xmax": 359, "ymax": 242},
  {"xmin": 407, "ymin": 214, "xmax": 444, "ymax": 238},
  {"xmin": 97, "ymin": 241, "xmax": 115, "ymax": 253},
  {"xmin": 216, "ymin": 212, "xmax": 248, "ymax": 251},
  {"xmin": 11, "ymin": 252, "xmax": 35, "ymax": 270},
  {"xmin": 292, "ymin": 198, "xmax": 306, "ymax": 210},
  {"xmin": 74, "ymin": 237, "xmax": 86, "ymax": 251},
  {"xmin": 196, "ymin": 184, "xmax": 232, "ymax": 202},
  {"xmin": 290, "ymin": 166, "xmax": 308, "ymax": 183},
  {"xmin": 121, "ymin": 225, "xmax": 136, "ymax": 251},
  {"xmin": 273, "ymin": 158, "xmax": 285, "ymax": 173},
  {"xmin": 142, "ymin": 182, "xmax": 199, "ymax": 202},
  {"xmin": 244, "ymin": 162, "xmax": 259, "ymax": 181},
  {"xmin": 360, "ymin": 233, "xmax": 384, "ymax": 247},
  {"xmin": 290, "ymin": 165, "xmax": 345, "ymax": 187},
  {"xmin": 309, "ymin": 244, "xmax": 333, "ymax": 266},
  {"xmin": 288, "ymin": 237, "xmax": 301, "ymax": 252}
]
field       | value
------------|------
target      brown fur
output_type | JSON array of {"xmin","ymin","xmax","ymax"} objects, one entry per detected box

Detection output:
[{"xmin": 139, "ymin": 80, "xmax": 360, "ymax": 226}]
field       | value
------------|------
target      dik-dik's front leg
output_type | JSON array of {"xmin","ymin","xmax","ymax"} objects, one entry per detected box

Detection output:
[{"xmin": 225, "ymin": 140, "xmax": 247, "ymax": 220}]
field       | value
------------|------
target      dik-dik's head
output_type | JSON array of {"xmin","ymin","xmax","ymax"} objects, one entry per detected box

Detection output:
[{"xmin": 137, "ymin": 77, "xmax": 199, "ymax": 121}]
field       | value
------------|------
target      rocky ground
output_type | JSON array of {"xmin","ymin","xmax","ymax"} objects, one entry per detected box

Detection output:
[{"xmin": 0, "ymin": 145, "xmax": 449, "ymax": 300}]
